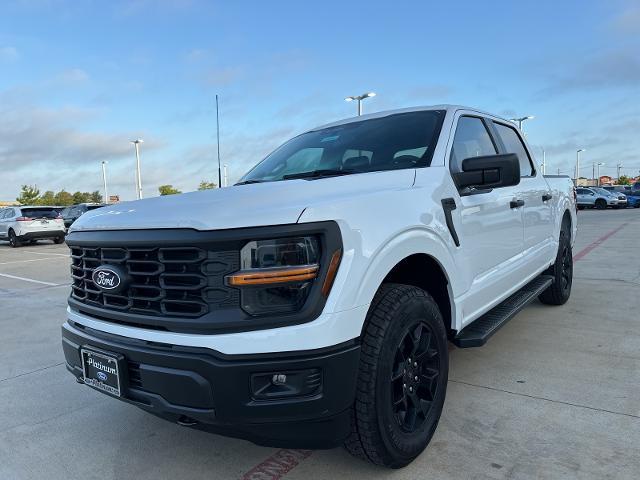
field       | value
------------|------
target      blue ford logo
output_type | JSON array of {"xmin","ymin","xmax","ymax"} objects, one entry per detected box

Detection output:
[
  {"xmin": 97, "ymin": 371, "xmax": 108, "ymax": 382},
  {"xmin": 92, "ymin": 265, "xmax": 127, "ymax": 292}
]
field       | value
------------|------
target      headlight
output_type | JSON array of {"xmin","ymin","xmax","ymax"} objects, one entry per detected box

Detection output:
[{"xmin": 226, "ymin": 236, "xmax": 323, "ymax": 315}]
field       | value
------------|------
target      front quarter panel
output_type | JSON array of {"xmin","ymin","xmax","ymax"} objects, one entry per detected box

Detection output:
[{"xmin": 298, "ymin": 168, "xmax": 459, "ymax": 320}]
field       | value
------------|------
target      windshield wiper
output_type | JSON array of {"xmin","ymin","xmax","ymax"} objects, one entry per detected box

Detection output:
[
  {"xmin": 283, "ymin": 169, "xmax": 355, "ymax": 180},
  {"xmin": 235, "ymin": 179, "xmax": 266, "ymax": 185}
]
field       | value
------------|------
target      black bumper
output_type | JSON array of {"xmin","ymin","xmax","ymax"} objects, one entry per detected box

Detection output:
[
  {"xmin": 61, "ymin": 321, "xmax": 360, "ymax": 448},
  {"xmin": 19, "ymin": 230, "xmax": 65, "ymax": 240}
]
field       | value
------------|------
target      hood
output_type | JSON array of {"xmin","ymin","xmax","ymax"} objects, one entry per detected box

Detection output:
[{"xmin": 70, "ymin": 169, "xmax": 415, "ymax": 232}]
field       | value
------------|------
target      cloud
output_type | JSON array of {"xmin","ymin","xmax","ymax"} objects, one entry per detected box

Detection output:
[
  {"xmin": 0, "ymin": 46, "xmax": 19, "ymax": 61},
  {"xmin": 201, "ymin": 66, "xmax": 243, "ymax": 87},
  {"xmin": 55, "ymin": 68, "xmax": 90, "ymax": 84},
  {"xmin": 610, "ymin": 5, "xmax": 640, "ymax": 34},
  {"xmin": 185, "ymin": 48, "xmax": 208, "ymax": 62},
  {"xmin": 538, "ymin": 49, "xmax": 640, "ymax": 97}
]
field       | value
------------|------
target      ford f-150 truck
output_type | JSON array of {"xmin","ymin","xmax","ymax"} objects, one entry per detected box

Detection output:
[{"xmin": 62, "ymin": 105, "xmax": 576, "ymax": 468}]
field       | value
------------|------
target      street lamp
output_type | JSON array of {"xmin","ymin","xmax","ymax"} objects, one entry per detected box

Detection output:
[
  {"xmin": 101, "ymin": 161, "xmax": 109, "ymax": 204},
  {"xmin": 575, "ymin": 148, "xmax": 586, "ymax": 184},
  {"xmin": 597, "ymin": 162, "xmax": 604, "ymax": 187},
  {"xmin": 130, "ymin": 138, "xmax": 144, "ymax": 199},
  {"xmin": 345, "ymin": 92, "xmax": 376, "ymax": 116},
  {"xmin": 540, "ymin": 147, "xmax": 546, "ymax": 174},
  {"xmin": 509, "ymin": 115, "xmax": 534, "ymax": 131}
]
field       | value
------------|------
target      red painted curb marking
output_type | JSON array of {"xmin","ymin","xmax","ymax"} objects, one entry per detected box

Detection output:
[
  {"xmin": 241, "ymin": 449, "xmax": 313, "ymax": 480},
  {"xmin": 573, "ymin": 223, "xmax": 627, "ymax": 262}
]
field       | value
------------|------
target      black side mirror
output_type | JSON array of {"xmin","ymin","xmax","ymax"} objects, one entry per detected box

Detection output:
[{"xmin": 453, "ymin": 153, "xmax": 520, "ymax": 190}]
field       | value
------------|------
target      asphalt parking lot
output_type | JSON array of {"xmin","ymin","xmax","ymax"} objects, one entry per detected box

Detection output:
[{"xmin": 1, "ymin": 209, "xmax": 639, "ymax": 480}]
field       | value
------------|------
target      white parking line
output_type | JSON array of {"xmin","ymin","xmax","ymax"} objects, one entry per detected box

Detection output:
[
  {"xmin": 0, "ymin": 257, "xmax": 67, "ymax": 265},
  {"xmin": 24, "ymin": 251, "xmax": 70, "ymax": 257},
  {"xmin": 0, "ymin": 272, "xmax": 62, "ymax": 286}
]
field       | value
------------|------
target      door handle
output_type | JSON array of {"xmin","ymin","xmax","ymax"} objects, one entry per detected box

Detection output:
[
  {"xmin": 542, "ymin": 193, "xmax": 552, "ymax": 202},
  {"xmin": 510, "ymin": 199, "xmax": 525, "ymax": 209}
]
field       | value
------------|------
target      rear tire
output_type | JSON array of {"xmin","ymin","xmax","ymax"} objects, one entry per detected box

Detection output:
[
  {"xmin": 595, "ymin": 199, "xmax": 607, "ymax": 210},
  {"xmin": 539, "ymin": 224, "xmax": 573, "ymax": 305},
  {"xmin": 344, "ymin": 284, "xmax": 448, "ymax": 468},
  {"xmin": 8, "ymin": 230, "xmax": 20, "ymax": 248}
]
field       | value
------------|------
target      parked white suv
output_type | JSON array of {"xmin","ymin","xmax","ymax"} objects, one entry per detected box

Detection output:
[
  {"xmin": 61, "ymin": 105, "xmax": 576, "ymax": 468},
  {"xmin": 0, "ymin": 206, "xmax": 66, "ymax": 247}
]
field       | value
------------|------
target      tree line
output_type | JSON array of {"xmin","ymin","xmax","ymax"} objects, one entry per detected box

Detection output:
[
  {"xmin": 16, "ymin": 185, "xmax": 103, "ymax": 206},
  {"xmin": 158, "ymin": 180, "xmax": 217, "ymax": 196}
]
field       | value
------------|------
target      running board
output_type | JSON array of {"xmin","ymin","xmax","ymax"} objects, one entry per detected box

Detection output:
[{"xmin": 453, "ymin": 275, "xmax": 554, "ymax": 348}]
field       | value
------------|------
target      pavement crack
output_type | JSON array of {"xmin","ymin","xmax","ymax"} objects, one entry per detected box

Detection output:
[
  {"xmin": 0, "ymin": 362, "xmax": 65, "ymax": 383},
  {"xmin": 448, "ymin": 379, "xmax": 640, "ymax": 420}
]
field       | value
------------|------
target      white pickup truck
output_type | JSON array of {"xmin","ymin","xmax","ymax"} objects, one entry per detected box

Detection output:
[{"xmin": 61, "ymin": 105, "xmax": 576, "ymax": 468}]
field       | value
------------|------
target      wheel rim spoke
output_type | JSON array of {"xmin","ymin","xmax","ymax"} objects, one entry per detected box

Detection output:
[{"xmin": 390, "ymin": 320, "xmax": 441, "ymax": 433}]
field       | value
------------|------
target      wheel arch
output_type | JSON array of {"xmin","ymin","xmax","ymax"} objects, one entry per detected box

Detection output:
[
  {"xmin": 351, "ymin": 228, "xmax": 459, "ymax": 337},
  {"xmin": 379, "ymin": 253, "xmax": 454, "ymax": 337}
]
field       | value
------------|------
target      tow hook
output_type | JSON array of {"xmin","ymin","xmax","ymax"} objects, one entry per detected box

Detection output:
[{"xmin": 177, "ymin": 415, "xmax": 198, "ymax": 427}]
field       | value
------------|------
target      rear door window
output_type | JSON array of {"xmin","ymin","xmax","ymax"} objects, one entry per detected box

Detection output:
[{"xmin": 493, "ymin": 122, "xmax": 535, "ymax": 177}]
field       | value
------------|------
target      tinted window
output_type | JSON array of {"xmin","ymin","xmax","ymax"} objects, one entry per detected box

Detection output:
[
  {"xmin": 21, "ymin": 208, "xmax": 59, "ymax": 219},
  {"xmin": 86, "ymin": 205, "xmax": 104, "ymax": 211},
  {"xmin": 450, "ymin": 116, "xmax": 497, "ymax": 172},
  {"xmin": 240, "ymin": 110, "xmax": 445, "ymax": 183},
  {"xmin": 493, "ymin": 122, "xmax": 534, "ymax": 176}
]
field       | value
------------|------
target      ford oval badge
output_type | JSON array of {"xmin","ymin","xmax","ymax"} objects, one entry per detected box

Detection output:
[{"xmin": 92, "ymin": 266, "xmax": 123, "ymax": 291}]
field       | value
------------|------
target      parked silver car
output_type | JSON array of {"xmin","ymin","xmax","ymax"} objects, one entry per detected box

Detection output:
[
  {"xmin": 575, "ymin": 187, "xmax": 620, "ymax": 209},
  {"xmin": 592, "ymin": 187, "xmax": 627, "ymax": 208}
]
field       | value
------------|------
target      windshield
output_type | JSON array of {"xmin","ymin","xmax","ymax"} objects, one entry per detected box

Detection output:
[{"xmin": 239, "ymin": 110, "xmax": 445, "ymax": 184}]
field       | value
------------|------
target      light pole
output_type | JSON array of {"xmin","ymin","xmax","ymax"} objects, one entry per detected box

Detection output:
[
  {"xmin": 130, "ymin": 138, "xmax": 144, "ymax": 199},
  {"xmin": 510, "ymin": 115, "xmax": 534, "ymax": 131},
  {"xmin": 101, "ymin": 161, "xmax": 109, "ymax": 204},
  {"xmin": 575, "ymin": 149, "xmax": 585, "ymax": 184},
  {"xmin": 617, "ymin": 163, "xmax": 623, "ymax": 182},
  {"xmin": 541, "ymin": 147, "xmax": 546, "ymax": 174},
  {"xmin": 345, "ymin": 92, "xmax": 376, "ymax": 116},
  {"xmin": 597, "ymin": 162, "xmax": 604, "ymax": 186},
  {"xmin": 223, "ymin": 163, "xmax": 228, "ymax": 188}
]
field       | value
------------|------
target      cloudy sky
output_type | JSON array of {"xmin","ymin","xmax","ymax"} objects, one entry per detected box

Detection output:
[{"xmin": 1, "ymin": 0, "xmax": 639, "ymax": 201}]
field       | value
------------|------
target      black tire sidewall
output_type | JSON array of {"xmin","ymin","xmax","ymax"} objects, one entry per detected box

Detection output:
[
  {"xmin": 9, "ymin": 230, "xmax": 18, "ymax": 247},
  {"xmin": 374, "ymin": 293, "xmax": 449, "ymax": 464}
]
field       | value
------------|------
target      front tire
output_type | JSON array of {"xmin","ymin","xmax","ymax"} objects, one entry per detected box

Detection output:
[
  {"xmin": 539, "ymin": 224, "xmax": 573, "ymax": 305},
  {"xmin": 53, "ymin": 236, "xmax": 64, "ymax": 244},
  {"xmin": 595, "ymin": 199, "xmax": 607, "ymax": 210},
  {"xmin": 344, "ymin": 284, "xmax": 448, "ymax": 468}
]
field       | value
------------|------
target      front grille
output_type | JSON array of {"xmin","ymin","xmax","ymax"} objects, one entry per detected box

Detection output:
[{"xmin": 70, "ymin": 246, "xmax": 239, "ymax": 318}]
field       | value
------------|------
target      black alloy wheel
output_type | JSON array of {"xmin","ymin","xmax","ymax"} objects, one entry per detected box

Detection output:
[{"xmin": 390, "ymin": 322, "xmax": 440, "ymax": 433}]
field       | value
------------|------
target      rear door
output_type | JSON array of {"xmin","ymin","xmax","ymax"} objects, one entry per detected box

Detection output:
[
  {"xmin": 491, "ymin": 121, "xmax": 555, "ymax": 267},
  {"xmin": 576, "ymin": 188, "xmax": 595, "ymax": 206},
  {"xmin": 447, "ymin": 113, "xmax": 524, "ymax": 322},
  {"xmin": 0, "ymin": 208, "xmax": 13, "ymax": 236}
]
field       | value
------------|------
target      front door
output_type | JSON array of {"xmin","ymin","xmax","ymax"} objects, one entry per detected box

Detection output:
[{"xmin": 447, "ymin": 114, "xmax": 524, "ymax": 324}]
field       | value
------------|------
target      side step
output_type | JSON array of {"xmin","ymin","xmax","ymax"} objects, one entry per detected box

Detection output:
[{"xmin": 453, "ymin": 275, "xmax": 554, "ymax": 348}]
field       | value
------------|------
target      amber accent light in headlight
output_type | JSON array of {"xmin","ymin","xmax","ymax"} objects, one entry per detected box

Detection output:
[
  {"xmin": 322, "ymin": 249, "xmax": 342, "ymax": 297},
  {"xmin": 227, "ymin": 265, "xmax": 319, "ymax": 286}
]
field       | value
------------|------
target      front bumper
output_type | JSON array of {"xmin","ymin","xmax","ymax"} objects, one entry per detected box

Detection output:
[
  {"xmin": 61, "ymin": 320, "xmax": 360, "ymax": 448},
  {"xmin": 17, "ymin": 229, "xmax": 65, "ymax": 240}
]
